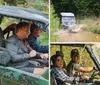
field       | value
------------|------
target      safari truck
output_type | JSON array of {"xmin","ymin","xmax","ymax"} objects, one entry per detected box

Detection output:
[
  {"xmin": 50, "ymin": 44, "xmax": 100, "ymax": 85},
  {"xmin": 0, "ymin": 6, "xmax": 49, "ymax": 85},
  {"xmin": 60, "ymin": 12, "xmax": 79, "ymax": 32}
]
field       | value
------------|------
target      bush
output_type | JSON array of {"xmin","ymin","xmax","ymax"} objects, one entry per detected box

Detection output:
[{"xmin": 77, "ymin": 16, "xmax": 100, "ymax": 34}]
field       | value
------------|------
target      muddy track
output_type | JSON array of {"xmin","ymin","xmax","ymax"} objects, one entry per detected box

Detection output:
[{"xmin": 53, "ymin": 24, "xmax": 100, "ymax": 42}]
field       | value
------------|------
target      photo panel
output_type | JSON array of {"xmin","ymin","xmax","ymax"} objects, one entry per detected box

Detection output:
[
  {"xmin": 0, "ymin": 0, "xmax": 49, "ymax": 85},
  {"xmin": 50, "ymin": 43, "xmax": 100, "ymax": 85},
  {"xmin": 50, "ymin": 0, "xmax": 100, "ymax": 42}
]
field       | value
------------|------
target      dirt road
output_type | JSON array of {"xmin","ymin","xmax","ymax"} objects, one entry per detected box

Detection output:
[{"xmin": 53, "ymin": 24, "xmax": 100, "ymax": 42}]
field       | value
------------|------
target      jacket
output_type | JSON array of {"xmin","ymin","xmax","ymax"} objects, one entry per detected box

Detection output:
[
  {"xmin": 28, "ymin": 34, "xmax": 48, "ymax": 53},
  {"xmin": 6, "ymin": 35, "xmax": 40, "ymax": 73}
]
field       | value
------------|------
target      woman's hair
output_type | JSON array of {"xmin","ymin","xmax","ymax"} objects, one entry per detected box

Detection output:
[
  {"xmin": 71, "ymin": 49, "xmax": 79, "ymax": 58},
  {"xmin": 51, "ymin": 51, "xmax": 64, "ymax": 66}
]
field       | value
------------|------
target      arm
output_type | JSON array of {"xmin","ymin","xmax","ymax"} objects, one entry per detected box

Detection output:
[
  {"xmin": 6, "ymin": 42, "xmax": 30, "ymax": 62},
  {"xmin": 77, "ymin": 67, "xmax": 94, "ymax": 72},
  {"xmin": 26, "ymin": 40, "xmax": 48, "ymax": 59}
]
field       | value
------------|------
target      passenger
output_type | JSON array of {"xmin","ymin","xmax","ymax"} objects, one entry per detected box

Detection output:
[
  {"xmin": 51, "ymin": 51, "xmax": 81, "ymax": 85},
  {"xmin": 66, "ymin": 49, "xmax": 95, "ymax": 77},
  {"xmin": 6, "ymin": 22, "xmax": 48, "ymax": 75},
  {"xmin": 28, "ymin": 23, "xmax": 48, "ymax": 53}
]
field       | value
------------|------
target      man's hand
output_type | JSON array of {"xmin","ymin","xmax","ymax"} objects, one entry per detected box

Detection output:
[
  {"xmin": 81, "ymin": 76, "xmax": 89, "ymax": 80},
  {"xmin": 40, "ymin": 53, "xmax": 48, "ymax": 59},
  {"xmin": 93, "ymin": 66, "xmax": 98, "ymax": 70},
  {"xmin": 29, "ymin": 50, "xmax": 36, "ymax": 57},
  {"xmin": 84, "ymin": 76, "xmax": 90, "ymax": 80},
  {"xmin": 43, "ymin": 53, "xmax": 49, "ymax": 59},
  {"xmin": 72, "ymin": 70, "xmax": 77, "ymax": 75}
]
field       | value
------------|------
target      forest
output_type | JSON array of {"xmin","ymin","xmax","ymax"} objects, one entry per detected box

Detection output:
[
  {"xmin": 51, "ymin": 0, "xmax": 100, "ymax": 17},
  {"xmin": 0, "ymin": 0, "xmax": 49, "ymax": 12}
]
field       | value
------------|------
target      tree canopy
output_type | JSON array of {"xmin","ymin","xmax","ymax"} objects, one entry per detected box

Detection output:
[
  {"xmin": 0, "ymin": 0, "xmax": 49, "ymax": 12},
  {"xmin": 51, "ymin": 0, "xmax": 100, "ymax": 17}
]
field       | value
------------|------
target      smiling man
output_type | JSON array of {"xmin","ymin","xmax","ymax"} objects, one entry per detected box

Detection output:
[{"xmin": 6, "ymin": 22, "xmax": 48, "ymax": 75}]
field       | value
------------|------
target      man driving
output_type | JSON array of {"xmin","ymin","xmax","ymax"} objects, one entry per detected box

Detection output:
[{"xmin": 66, "ymin": 49, "xmax": 95, "ymax": 79}]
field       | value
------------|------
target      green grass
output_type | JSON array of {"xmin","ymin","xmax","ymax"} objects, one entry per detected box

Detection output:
[
  {"xmin": 50, "ymin": 5, "xmax": 60, "ymax": 31},
  {"xmin": 50, "ymin": 5, "xmax": 60, "ymax": 42},
  {"xmin": 76, "ymin": 16, "xmax": 100, "ymax": 34}
]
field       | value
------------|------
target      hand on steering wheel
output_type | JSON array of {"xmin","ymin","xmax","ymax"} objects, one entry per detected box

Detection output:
[{"xmin": 89, "ymin": 67, "xmax": 99, "ymax": 81}]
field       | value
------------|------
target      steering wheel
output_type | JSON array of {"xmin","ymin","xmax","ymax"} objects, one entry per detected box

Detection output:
[{"xmin": 90, "ymin": 68, "xmax": 100, "ymax": 81}]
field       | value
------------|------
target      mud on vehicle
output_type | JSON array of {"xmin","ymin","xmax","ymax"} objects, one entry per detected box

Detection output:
[{"xmin": 60, "ymin": 12, "xmax": 79, "ymax": 32}]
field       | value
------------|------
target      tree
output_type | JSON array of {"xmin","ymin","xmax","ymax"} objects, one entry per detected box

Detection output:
[
  {"xmin": 1, "ymin": 0, "xmax": 49, "ymax": 12},
  {"xmin": 51, "ymin": 0, "xmax": 100, "ymax": 17}
]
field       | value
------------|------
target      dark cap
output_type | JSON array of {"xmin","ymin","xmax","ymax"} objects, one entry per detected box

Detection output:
[{"xmin": 71, "ymin": 49, "xmax": 79, "ymax": 58}]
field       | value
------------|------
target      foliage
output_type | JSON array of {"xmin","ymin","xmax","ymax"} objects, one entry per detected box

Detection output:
[
  {"xmin": 51, "ymin": 0, "xmax": 100, "ymax": 18},
  {"xmin": 0, "ymin": 0, "xmax": 3, "ymax": 5},
  {"xmin": 50, "ymin": 5, "xmax": 60, "ymax": 31},
  {"xmin": 25, "ymin": 0, "xmax": 49, "ymax": 12},
  {"xmin": 50, "ymin": 5, "xmax": 60, "ymax": 41},
  {"xmin": 40, "ymin": 32, "xmax": 49, "ymax": 45},
  {"xmin": 0, "ymin": 0, "xmax": 49, "ymax": 12},
  {"xmin": 77, "ymin": 16, "xmax": 100, "ymax": 34}
]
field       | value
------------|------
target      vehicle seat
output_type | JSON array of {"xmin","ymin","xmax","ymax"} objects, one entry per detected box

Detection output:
[
  {"xmin": 50, "ymin": 74, "xmax": 68, "ymax": 85},
  {"xmin": 3, "ymin": 23, "xmax": 16, "ymax": 39},
  {"xmin": 0, "ymin": 27, "xmax": 12, "ymax": 66},
  {"xmin": 0, "ymin": 27, "xmax": 4, "ymax": 47},
  {"xmin": 50, "ymin": 74, "xmax": 57, "ymax": 85}
]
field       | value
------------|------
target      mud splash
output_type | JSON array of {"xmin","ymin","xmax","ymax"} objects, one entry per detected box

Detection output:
[{"xmin": 53, "ymin": 24, "xmax": 100, "ymax": 42}]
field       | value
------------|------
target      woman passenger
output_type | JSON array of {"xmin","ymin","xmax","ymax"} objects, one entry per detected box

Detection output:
[{"xmin": 51, "ymin": 51, "xmax": 80, "ymax": 85}]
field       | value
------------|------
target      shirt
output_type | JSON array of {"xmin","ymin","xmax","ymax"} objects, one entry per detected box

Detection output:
[
  {"xmin": 51, "ymin": 67, "xmax": 79, "ymax": 85},
  {"xmin": 66, "ymin": 60, "xmax": 81, "ymax": 76},
  {"xmin": 6, "ymin": 35, "xmax": 40, "ymax": 73}
]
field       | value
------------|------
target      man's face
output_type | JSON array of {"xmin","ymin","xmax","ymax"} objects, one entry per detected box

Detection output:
[
  {"xmin": 55, "ymin": 56, "xmax": 63, "ymax": 69},
  {"xmin": 72, "ymin": 56, "xmax": 80, "ymax": 63},
  {"xmin": 32, "ymin": 28, "xmax": 42, "ymax": 37},
  {"xmin": 20, "ymin": 26, "xmax": 30, "ymax": 39}
]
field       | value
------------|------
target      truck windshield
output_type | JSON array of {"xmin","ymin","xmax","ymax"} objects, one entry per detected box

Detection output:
[{"xmin": 92, "ymin": 44, "xmax": 100, "ymax": 64}]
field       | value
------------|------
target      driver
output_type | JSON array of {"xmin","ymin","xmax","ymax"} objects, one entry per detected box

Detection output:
[{"xmin": 66, "ymin": 49, "xmax": 95, "ymax": 79}]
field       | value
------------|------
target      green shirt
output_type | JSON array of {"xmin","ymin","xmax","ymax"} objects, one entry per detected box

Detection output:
[{"xmin": 66, "ymin": 60, "xmax": 81, "ymax": 76}]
